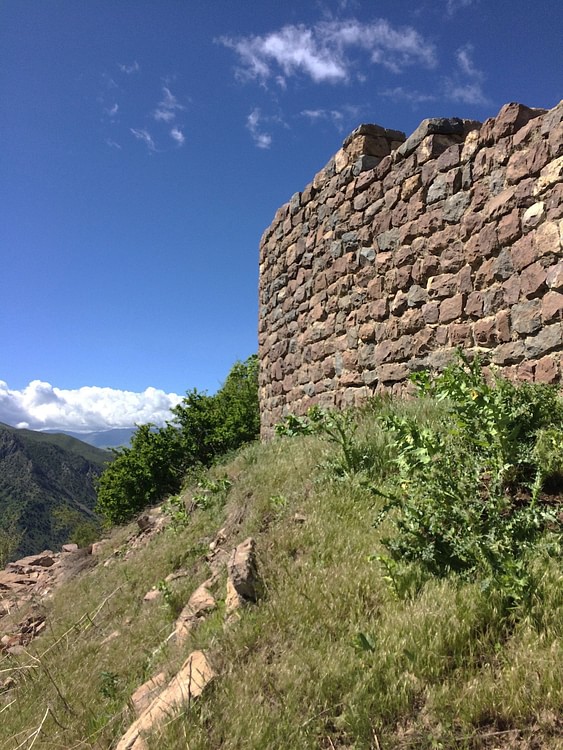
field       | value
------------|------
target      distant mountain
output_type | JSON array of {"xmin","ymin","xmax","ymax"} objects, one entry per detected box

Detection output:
[
  {"xmin": 42, "ymin": 427, "xmax": 137, "ymax": 449},
  {"xmin": 0, "ymin": 423, "xmax": 112, "ymax": 560}
]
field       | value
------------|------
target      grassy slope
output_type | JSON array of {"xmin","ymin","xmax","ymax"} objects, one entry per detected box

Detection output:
[{"xmin": 0, "ymin": 407, "xmax": 561, "ymax": 750}]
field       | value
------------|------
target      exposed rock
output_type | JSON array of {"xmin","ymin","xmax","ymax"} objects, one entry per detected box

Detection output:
[
  {"xmin": 225, "ymin": 537, "xmax": 260, "ymax": 615},
  {"xmin": 115, "ymin": 651, "xmax": 215, "ymax": 750},
  {"xmin": 143, "ymin": 589, "xmax": 162, "ymax": 603},
  {"xmin": 130, "ymin": 672, "xmax": 167, "ymax": 716},
  {"xmin": 175, "ymin": 582, "xmax": 216, "ymax": 645},
  {"xmin": 396, "ymin": 117, "xmax": 480, "ymax": 159}
]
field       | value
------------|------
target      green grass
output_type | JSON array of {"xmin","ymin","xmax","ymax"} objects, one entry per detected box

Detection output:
[{"xmin": 1, "ymin": 392, "xmax": 561, "ymax": 750}]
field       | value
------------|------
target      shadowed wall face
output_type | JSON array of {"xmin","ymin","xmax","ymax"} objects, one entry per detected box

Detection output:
[{"xmin": 259, "ymin": 102, "xmax": 563, "ymax": 436}]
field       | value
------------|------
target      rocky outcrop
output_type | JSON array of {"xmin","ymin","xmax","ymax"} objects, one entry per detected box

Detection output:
[
  {"xmin": 259, "ymin": 101, "xmax": 563, "ymax": 435},
  {"xmin": 0, "ymin": 547, "xmax": 97, "ymax": 652},
  {"xmin": 115, "ymin": 650, "xmax": 215, "ymax": 750},
  {"xmin": 225, "ymin": 537, "xmax": 260, "ymax": 614}
]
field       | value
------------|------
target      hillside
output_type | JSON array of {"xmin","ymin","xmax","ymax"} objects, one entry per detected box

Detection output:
[
  {"xmin": 0, "ymin": 373, "xmax": 561, "ymax": 749},
  {"xmin": 42, "ymin": 428, "xmax": 137, "ymax": 449},
  {"xmin": 0, "ymin": 423, "xmax": 111, "ymax": 560}
]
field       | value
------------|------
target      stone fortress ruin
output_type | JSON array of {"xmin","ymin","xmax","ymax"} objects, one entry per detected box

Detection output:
[{"xmin": 258, "ymin": 101, "xmax": 563, "ymax": 435}]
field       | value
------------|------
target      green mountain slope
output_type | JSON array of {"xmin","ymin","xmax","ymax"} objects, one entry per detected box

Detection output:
[{"xmin": 0, "ymin": 422, "xmax": 111, "ymax": 558}]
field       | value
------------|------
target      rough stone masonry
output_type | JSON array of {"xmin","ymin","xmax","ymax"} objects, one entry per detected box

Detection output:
[{"xmin": 258, "ymin": 101, "xmax": 563, "ymax": 436}]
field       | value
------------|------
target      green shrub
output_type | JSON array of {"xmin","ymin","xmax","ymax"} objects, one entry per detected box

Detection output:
[
  {"xmin": 377, "ymin": 354, "xmax": 562, "ymax": 611},
  {"xmin": 96, "ymin": 356, "xmax": 259, "ymax": 525}
]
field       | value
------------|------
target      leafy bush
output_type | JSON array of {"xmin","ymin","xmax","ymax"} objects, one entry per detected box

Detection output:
[
  {"xmin": 96, "ymin": 356, "xmax": 259, "ymax": 524},
  {"xmin": 378, "ymin": 354, "xmax": 562, "ymax": 609}
]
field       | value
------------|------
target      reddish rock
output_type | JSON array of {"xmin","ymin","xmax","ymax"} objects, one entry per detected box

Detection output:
[
  {"xmin": 511, "ymin": 234, "xmax": 536, "ymax": 272},
  {"xmin": 546, "ymin": 261, "xmax": 563, "ymax": 290},
  {"xmin": 439, "ymin": 294, "xmax": 464, "ymax": 323},
  {"xmin": 520, "ymin": 262, "xmax": 547, "ymax": 298},
  {"xmin": 473, "ymin": 317, "xmax": 498, "ymax": 347},
  {"xmin": 465, "ymin": 291, "xmax": 484, "ymax": 318},
  {"xmin": 535, "ymin": 354, "xmax": 561, "ymax": 383},
  {"xmin": 449, "ymin": 322, "xmax": 472, "ymax": 346},
  {"xmin": 488, "ymin": 102, "xmax": 546, "ymax": 142},
  {"xmin": 541, "ymin": 291, "xmax": 563, "ymax": 323},
  {"xmin": 498, "ymin": 210, "xmax": 521, "ymax": 246}
]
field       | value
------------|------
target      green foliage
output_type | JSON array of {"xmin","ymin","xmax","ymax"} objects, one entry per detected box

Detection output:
[
  {"xmin": 378, "ymin": 354, "xmax": 563, "ymax": 610},
  {"xmin": 96, "ymin": 423, "xmax": 185, "ymax": 525},
  {"xmin": 0, "ymin": 509, "xmax": 22, "ymax": 568},
  {"xmin": 99, "ymin": 670, "xmax": 119, "ymax": 701},
  {"xmin": 96, "ymin": 356, "xmax": 259, "ymax": 525},
  {"xmin": 0, "ymin": 423, "xmax": 108, "ymax": 558},
  {"xmin": 52, "ymin": 505, "xmax": 102, "ymax": 548},
  {"xmin": 276, "ymin": 404, "xmax": 390, "ymax": 479}
]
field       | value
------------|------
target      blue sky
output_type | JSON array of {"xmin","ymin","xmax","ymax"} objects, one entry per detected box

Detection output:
[{"xmin": 1, "ymin": 0, "xmax": 561, "ymax": 430}]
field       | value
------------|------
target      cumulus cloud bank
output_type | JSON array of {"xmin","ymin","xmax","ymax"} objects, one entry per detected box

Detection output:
[{"xmin": 0, "ymin": 380, "xmax": 182, "ymax": 432}]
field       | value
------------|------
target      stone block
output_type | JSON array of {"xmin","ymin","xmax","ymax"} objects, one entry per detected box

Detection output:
[
  {"xmin": 497, "ymin": 209, "xmax": 521, "ymax": 246},
  {"xmin": 511, "ymin": 233, "xmax": 536, "ymax": 272},
  {"xmin": 465, "ymin": 291, "xmax": 484, "ymax": 318},
  {"xmin": 533, "ymin": 156, "xmax": 563, "ymax": 196},
  {"xmin": 525, "ymin": 324, "xmax": 563, "ymax": 358},
  {"xmin": 520, "ymin": 262, "xmax": 547, "ymax": 298},
  {"xmin": 541, "ymin": 291, "xmax": 563, "ymax": 323},
  {"xmin": 546, "ymin": 261, "xmax": 563, "ymax": 290},
  {"xmin": 485, "ymin": 102, "xmax": 546, "ymax": 142},
  {"xmin": 449, "ymin": 322, "xmax": 473, "ymax": 346},
  {"xmin": 511, "ymin": 299, "xmax": 542, "ymax": 334},
  {"xmin": 439, "ymin": 294, "xmax": 464, "ymax": 323},
  {"xmin": 377, "ymin": 363, "xmax": 410, "ymax": 382},
  {"xmin": 473, "ymin": 317, "xmax": 498, "ymax": 347},
  {"xmin": 535, "ymin": 354, "xmax": 561, "ymax": 384}
]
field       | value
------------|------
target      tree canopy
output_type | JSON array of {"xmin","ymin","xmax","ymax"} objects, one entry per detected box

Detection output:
[{"xmin": 96, "ymin": 355, "xmax": 259, "ymax": 524}]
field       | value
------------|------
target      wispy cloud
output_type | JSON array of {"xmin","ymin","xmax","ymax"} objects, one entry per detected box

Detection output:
[
  {"xmin": 219, "ymin": 18, "xmax": 436, "ymax": 87},
  {"xmin": 443, "ymin": 43, "xmax": 490, "ymax": 105},
  {"xmin": 105, "ymin": 102, "xmax": 119, "ymax": 118},
  {"xmin": 170, "ymin": 126, "xmax": 185, "ymax": 146},
  {"xmin": 379, "ymin": 86, "xmax": 437, "ymax": 105},
  {"xmin": 0, "ymin": 380, "xmax": 182, "ymax": 431},
  {"xmin": 247, "ymin": 108, "xmax": 272, "ymax": 149},
  {"xmin": 153, "ymin": 86, "xmax": 185, "ymax": 122},
  {"xmin": 446, "ymin": 0, "xmax": 475, "ymax": 17},
  {"xmin": 105, "ymin": 138, "xmax": 122, "ymax": 150},
  {"xmin": 130, "ymin": 128, "xmax": 157, "ymax": 151},
  {"xmin": 300, "ymin": 104, "xmax": 363, "ymax": 131},
  {"xmin": 119, "ymin": 60, "xmax": 140, "ymax": 74}
]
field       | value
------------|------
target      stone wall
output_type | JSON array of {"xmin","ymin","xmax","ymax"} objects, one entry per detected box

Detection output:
[{"xmin": 258, "ymin": 101, "xmax": 563, "ymax": 436}]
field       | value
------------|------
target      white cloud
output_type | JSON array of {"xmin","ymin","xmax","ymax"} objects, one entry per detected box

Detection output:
[
  {"xmin": 246, "ymin": 108, "xmax": 272, "ymax": 148},
  {"xmin": 444, "ymin": 81, "xmax": 489, "ymax": 105},
  {"xmin": 219, "ymin": 18, "xmax": 436, "ymax": 86},
  {"xmin": 119, "ymin": 60, "xmax": 140, "ymax": 74},
  {"xmin": 105, "ymin": 102, "xmax": 119, "ymax": 118},
  {"xmin": 105, "ymin": 138, "xmax": 122, "ymax": 150},
  {"xmin": 170, "ymin": 126, "xmax": 185, "ymax": 145},
  {"xmin": 153, "ymin": 86, "xmax": 185, "ymax": 122},
  {"xmin": 455, "ymin": 44, "xmax": 481, "ymax": 79},
  {"xmin": 130, "ymin": 127, "xmax": 157, "ymax": 151},
  {"xmin": 444, "ymin": 43, "xmax": 489, "ymax": 105},
  {"xmin": 0, "ymin": 380, "xmax": 182, "ymax": 432}
]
